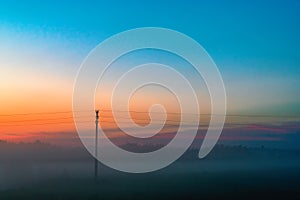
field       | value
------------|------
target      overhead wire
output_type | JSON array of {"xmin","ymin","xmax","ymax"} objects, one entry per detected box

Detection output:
[{"xmin": 0, "ymin": 109, "xmax": 299, "ymax": 127}]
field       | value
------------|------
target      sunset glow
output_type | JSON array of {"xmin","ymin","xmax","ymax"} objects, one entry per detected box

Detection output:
[{"xmin": 0, "ymin": 1, "xmax": 299, "ymax": 150}]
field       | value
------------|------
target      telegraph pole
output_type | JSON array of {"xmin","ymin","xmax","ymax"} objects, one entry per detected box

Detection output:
[{"xmin": 94, "ymin": 110, "xmax": 99, "ymax": 180}]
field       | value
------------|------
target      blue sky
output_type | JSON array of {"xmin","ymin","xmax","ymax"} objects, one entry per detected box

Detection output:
[{"xmin": 0, "ymin": 0, "xmax": 300, "ymax": 115}]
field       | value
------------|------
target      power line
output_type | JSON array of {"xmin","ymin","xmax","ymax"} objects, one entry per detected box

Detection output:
[
  {"xmin": 1, "ymin": 113, "xmax": 290, "ymax": 125},
  {"xmin": 1, "ymin": 109, "xmax": 300, "ymax": 118},
  {"xmin": 0, "ymin": 117, "xmax": 75, "ymax": 123},
  {"xmin": 0, "ymin": 115, "xmax": 177, "ymax": 124},
  {"xmin": 0, "ymin": 110, "xmax": 93, "ymax": 117},
  {"xmin": 0, "ymin": 121, "xmax": 92, "ymax": 126},
  {"xmin": 0, "ymin": 108, "xmax": 299, "ymax": 126},
  {"xmin": 0, "ymin": 118, "xmax": 291, "ymax": 127},
  {"xmin": 0, "ymin": 117, "xmax": 199, "ymax": 127},
  {"xmin": 0, "ymin": 116, "xmax": 93, "ymax": 123}
]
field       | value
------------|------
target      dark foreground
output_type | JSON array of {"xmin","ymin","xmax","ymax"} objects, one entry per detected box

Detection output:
[
  {"xmin": 1, "ymin": 143, "xmax": 300, "ymax": 199},
  {"xmin": 1, "ymin": 167, "xmax": 300, "ymax": 200}
]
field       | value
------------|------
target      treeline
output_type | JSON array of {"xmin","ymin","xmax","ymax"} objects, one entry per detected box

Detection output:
[{"xmin": 1, "ymin": 140, "xmax": 300, "ymax": 163}]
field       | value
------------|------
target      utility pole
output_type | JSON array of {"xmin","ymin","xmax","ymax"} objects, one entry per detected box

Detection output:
[{"xmin": 94, "ymin": 110, "xmax": 99, "ymax": 180}]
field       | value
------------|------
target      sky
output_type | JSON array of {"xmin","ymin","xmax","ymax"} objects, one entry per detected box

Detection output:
[{"xmin": 0, "ymin": 0, "xmax": 300, "ymax": 147}]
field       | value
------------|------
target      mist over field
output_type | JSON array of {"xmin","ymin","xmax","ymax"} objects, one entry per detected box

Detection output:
[{"xmin": 1, "ymin": 140, "xmax": 300, "ymax": 199}]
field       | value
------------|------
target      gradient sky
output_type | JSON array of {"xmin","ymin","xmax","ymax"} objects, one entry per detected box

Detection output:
[{"xmin": 0, "ymin": 0, "xmax": 300, "ymax": 146}]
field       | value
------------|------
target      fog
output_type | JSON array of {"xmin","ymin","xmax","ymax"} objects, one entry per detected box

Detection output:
[{"xmin": 1, "ymin": 140, "xmax": 300, "ymax": 199}]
